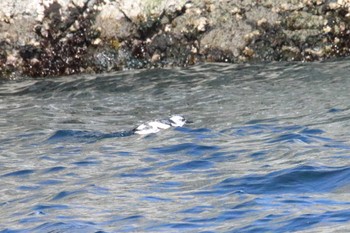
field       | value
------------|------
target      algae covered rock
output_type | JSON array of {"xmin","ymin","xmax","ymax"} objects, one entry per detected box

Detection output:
[{"xmin": 1, "ymin": 0, "xmax": 350, "ymax": 78}]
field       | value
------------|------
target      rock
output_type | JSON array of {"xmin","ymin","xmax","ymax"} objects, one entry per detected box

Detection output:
[{"xmin": 2, "ymin": 0, "xmax": 350, "ymax": 78}]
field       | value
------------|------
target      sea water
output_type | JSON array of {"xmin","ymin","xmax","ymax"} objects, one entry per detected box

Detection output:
[{"xmin": 1, "ymin": 60, "xmax": 350, "ymax": 232}]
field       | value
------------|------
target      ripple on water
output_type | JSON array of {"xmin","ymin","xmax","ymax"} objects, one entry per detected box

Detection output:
[
  {"xmin": 2, "ymin": 62, "xmax": 350, "ymax": 232},
  {"xmin": 213, "ymin": 165, "xmax": 350, "ymax": 195},
  {"xmin": 51, "ymin": 190, "xmax": 83, "ymax": 201},
  {"xmin": 46, "ymin": 129, "xmax": 133, "ymax": 144},
  {"xmin": 168, "ymin": 160, "xmax": 214, "ymax": 173},
  {"xmin": 31, "ymin": 221, "xmax": 106, "ymax": 233},
  {"xmin": 42, "ymin": 166, "xmax": 66, "ymax": 174},
  {"xmin": 2, "ymin": 169, "xmax": 35, "ymax": 177},
  {"xmin": 150, "ymin": 142, "xmax": 219, "ymax": 156}
]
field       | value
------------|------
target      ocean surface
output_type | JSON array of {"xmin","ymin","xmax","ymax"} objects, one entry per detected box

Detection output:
[{"xmin": 1, "ymin": 60, "xmax": 350, "ymax": 232}]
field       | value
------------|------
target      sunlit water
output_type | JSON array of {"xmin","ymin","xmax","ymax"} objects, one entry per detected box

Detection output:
[{"xmin": 1, "ymin": 60, "xmax": 350, "ymax": 232}]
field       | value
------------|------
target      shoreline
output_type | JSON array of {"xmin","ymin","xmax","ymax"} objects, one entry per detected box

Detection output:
[{"xmin": 1, "ymin": 0, "xmax": 350, "ymax": 79}]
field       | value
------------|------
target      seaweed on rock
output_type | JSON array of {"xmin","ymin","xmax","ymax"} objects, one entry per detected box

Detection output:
[{"xmin": 20, "ymin": 0, "xmax": 100, "ymax": 77}]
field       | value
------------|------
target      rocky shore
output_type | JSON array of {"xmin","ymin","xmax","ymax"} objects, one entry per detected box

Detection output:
[{"xmin": 1, "ymin": 0, "xmax": 350, "ymax": 79}]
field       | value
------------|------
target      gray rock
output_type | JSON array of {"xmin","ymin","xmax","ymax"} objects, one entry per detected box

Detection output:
[{"xmin": 1, "ymin": 0, "xmax": 350, "ymax": 78}]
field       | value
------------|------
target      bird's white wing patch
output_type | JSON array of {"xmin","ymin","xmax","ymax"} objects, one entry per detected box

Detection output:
[{"xmin": 149, "ymin": 121, "xmax": 171, "ymax": 129}]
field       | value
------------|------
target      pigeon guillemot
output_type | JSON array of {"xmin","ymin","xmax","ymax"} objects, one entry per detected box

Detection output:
[{"xmin": 133, "ymin": 115, "xmax": 187, "ymax": 135}]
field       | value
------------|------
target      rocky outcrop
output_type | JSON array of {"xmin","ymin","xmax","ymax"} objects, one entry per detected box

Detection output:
[{"xmin": 1, "ymin": 0, "xmax": 350, "ymax": 79}]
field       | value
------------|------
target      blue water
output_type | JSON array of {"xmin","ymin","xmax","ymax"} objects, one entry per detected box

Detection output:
[{"xmin": 1, "ymin": 61, "xmax": 350, "ymax": 232}]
